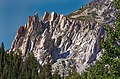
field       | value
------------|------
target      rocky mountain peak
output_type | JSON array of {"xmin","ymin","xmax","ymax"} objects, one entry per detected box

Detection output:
[
  {"xmin": 42, "ymin": 11, "xmax": 59, "ymax": 22},
  {"xmin": 42, "ymin": 11, "xmax": 49, "ymax": 21},
  {"xmin": 9, "ymin": 0, "xmax": 118, "ymax": 75}
]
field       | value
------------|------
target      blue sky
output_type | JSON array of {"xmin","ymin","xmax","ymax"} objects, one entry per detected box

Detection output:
[{"xmin": 0, "ymin": 0, "xmax": 92, "ymax": 49}]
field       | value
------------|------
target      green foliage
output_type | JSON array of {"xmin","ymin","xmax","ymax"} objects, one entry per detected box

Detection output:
[
  {"xmin": 76, "ymin": 16, "xmax": 92, "ymax": 21},
  {"xmin": 114, "ymin": 0, "xmax": 120, "ymax": 9},
  {"xmin": 0, "ymin": 47, "xmax": 40, "ymax": 79},
  {"xmin": 44, "ymin": 62, "xmax": 52, "ymax": 79}
]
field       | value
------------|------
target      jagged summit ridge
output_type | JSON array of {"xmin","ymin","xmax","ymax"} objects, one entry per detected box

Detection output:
[
  {"xmin": 9, "ymin": 11, "xmax": 103, "ymax": 74},
  {"xmin": 9, "ymin": 0, "xmax": 118, "ymax": 75}
]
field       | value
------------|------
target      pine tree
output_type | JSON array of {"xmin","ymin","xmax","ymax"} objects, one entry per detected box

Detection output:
[
  {"xmin": 0, "ymin": 42, "xmax": 4, "ymax": 53},
  {"xmin": 0, "ymin": 42, "xmax": 5, "ymax": 76},
  {"xmin": 44, "ymin": 61, "xmax": 52, "ymax": 79}
]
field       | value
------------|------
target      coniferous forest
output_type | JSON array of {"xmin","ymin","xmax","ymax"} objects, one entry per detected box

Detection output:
[{"xmin": 0, "ymin": 0, "xmax": 120, "ymax": 79}]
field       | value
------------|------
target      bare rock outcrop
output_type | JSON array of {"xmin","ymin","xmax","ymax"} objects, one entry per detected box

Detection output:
[{"xmin": 9, "ymin": 0, "xmax": 118, "ymax": 75}]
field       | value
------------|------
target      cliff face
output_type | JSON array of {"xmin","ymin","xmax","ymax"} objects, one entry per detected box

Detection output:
[{"xmin": 9, "ymin": 0, "xmax": 118, "ymax": 75}]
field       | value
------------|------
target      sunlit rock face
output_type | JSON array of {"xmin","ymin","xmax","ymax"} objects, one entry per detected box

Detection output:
[{"xmin": 9, "ymin": 0, "xmax": 118, "ymax": 75}]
